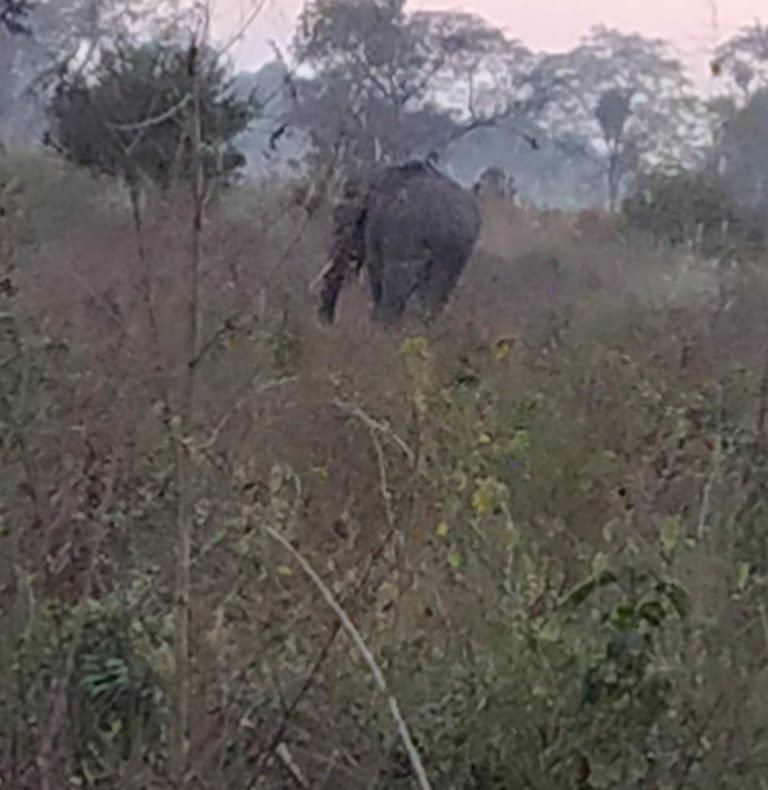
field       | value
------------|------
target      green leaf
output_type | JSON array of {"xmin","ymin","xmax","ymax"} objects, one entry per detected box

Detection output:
[
  {"xmin": 447, "ymin": 548, "xmax": 463, "ymax": 570},
  {"xmin": 592, "ymin": 550, "xmax": 610, "ymax": 577},
  {"xmin": 561, "ymin": 577, "xmax": 597, "ymax": 608},
  {"xmin": 660, "ymin": 515, "xmax": 682, "ymax": 555},
  {"xmin": 537, "ymin": 617, "xmax": 561, "ymax": 642},
  {"xmin": 736, "ymin": 562, "xmax": 751, "ymax": 592},
  {"xmin": 494, "ymin": 337, "xmax": 512, "ymax": 360},
  {"xmin": 657, "ymin": 579, "xmax": 690, "ymax": 619},
  {"xmin": 472, "ymin": 477, "xmax": 509, "ymax": 515},
  {"xmin": 508, "ymin": 429, "xmax": 530, "ymax": 454},
  {"xmin": 506, "ymin": 522, "xmax": 521, "ymax": 550},
  {"xmin": 611, "ymin": 603, "xmax": 639, "ymax": 630},
  {"xmin": 311, "ymin": 465, "xmax": 329, "ymax": 480},
  {"xmin": 561, "ymin": 570, "xmax": 618, "ymax": 609}
]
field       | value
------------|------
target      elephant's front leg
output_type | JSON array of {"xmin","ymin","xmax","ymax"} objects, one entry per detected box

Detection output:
[{"xmin": 315, "ymin": 256, "xmax": 348, "ymax": 324}]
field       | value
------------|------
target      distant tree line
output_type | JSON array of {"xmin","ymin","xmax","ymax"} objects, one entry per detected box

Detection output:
[
  {"xmin": 280, "ymin": 0, "xmax": 768, "ymax": 227},
  {"xmin": 3, "ymin": 0, "xmax": 768, "ymax": 238}
]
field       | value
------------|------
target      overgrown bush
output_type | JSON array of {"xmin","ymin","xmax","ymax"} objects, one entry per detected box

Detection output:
[
  {"xmin": 1, "ymin": 150, "xmax": 767, "ymax": 788},
  {"xmin": 46, "ymin": 38, "xmax": 257, "ymax": 192},
  {"xmin": 621, "ymin": 168, "xmax": 765, "ymax": 255}
]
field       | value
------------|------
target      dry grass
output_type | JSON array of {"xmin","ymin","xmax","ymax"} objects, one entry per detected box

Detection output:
[{"xmin": 1, "ymin": 151, "xmax": 768, "ymax": 789}]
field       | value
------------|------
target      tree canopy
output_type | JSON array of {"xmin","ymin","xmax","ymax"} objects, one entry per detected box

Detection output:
[
  {"xmin": 289, "ymin": 0, "xmax": 531, "ymax": 170},
  {"xmin": 0, "ymin": 0, "xmax": 30, "ymax": 35},
  {"xmin": 47, "ymin": 38, "xmax": 257, "ymax": 191}
]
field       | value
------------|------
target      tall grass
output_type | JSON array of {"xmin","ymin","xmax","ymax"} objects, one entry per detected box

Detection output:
[{"xmin": 1, "ymin": 151, "xmax": 767, "ymax": 789}]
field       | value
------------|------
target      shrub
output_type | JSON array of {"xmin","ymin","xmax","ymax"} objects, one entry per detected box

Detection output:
[
  {"xmin": 621, "ymin": 168, "xmax": 764, "ymax": 255},
  {"xmin": 46, "ymin": 38, "xmax": 257, "ymax": 192}
]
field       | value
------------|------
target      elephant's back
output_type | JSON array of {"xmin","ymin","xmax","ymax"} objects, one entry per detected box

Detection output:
[{"xmin": 366, "ymin": 171, "xmax": 480, "ymax": 255}]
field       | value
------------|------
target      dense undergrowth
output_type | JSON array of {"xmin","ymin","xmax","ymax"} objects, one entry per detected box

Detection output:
[{"xmin": 1, "ymin": 151, "xmax": 768, "ymax": 789}]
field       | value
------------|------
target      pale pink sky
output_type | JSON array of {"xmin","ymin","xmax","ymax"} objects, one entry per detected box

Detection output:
[{"xmin": 217, "ymin": 0, "xmax": 766, "ymax": 77}]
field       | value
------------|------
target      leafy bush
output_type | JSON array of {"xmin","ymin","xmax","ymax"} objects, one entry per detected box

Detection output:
[
  {"xmin": 621, "ymin": 168, "xmax": 764, "ymax": 254},
  {"xmin": 46, "ymin": 38, "xmax": 257, "ymax": 191}
]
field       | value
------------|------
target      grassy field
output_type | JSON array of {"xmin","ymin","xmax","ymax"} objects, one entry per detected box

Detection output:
[{"xmin": 1, "ymin": 151, "xmax": 767, "ymax": 789}]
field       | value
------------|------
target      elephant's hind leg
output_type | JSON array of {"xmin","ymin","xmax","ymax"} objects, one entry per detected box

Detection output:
[
  {"xmin": 415, "ymin": 252, "xmax": 466, "ymax": 322},
  {"xmin": 372, "ymin": 257, "xmax": 426, "ymax": 326}
]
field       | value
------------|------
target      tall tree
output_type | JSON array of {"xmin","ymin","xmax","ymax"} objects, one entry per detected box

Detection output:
[
  {"xmin": 718, "ymin": 87, "xmax": 768, "ymax": 217},
  {"xmin": 0, "ymin": 0, "xmax": 32, "ymax": 129},
  {"xmin": 1, "ymin": 0, "xmax": 165, "ymax": 145},
  {"xmin": 290, "ymin": 0, "xmax": 522, "ymax": 171},
  {"xmin": 407, "ymin": 10, "xmax": 533, "ymax": 122},
  {"xmin": 295, "ymin": 0, "xmax": 436, "ymax": 118},
  {"xmin": 534, "ymin": 26, "xmax": 702, "ymax": 210},
  {"xmin": 713, "ymin": 22, "xmax": 768, "ymax": 99}
]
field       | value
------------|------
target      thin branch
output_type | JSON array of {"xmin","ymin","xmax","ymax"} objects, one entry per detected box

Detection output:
[
  {"xmin": 697, "ymin": 387, "xmax": 724, "ymax": 541},
  {"xmin": 437, "ymin": 98, "xmax": 543, "ymax": 155},
  {"xmin": 198, "ymin": 375, "xmax": 297, "ymax": 452},
  {"xmin": 258, "ymin": 523, "xmax": 433, "ymax": 790},
  {"xmin": 333, "ymin": 398, "xmax": 415, "ymax": 464},
  {"xmin": 106, "ymin": 93, "xmax": 192, "ymax": 131},
  {"xmin": 275, "ymin": 742, "xmax": 309, "ymax": 788}
]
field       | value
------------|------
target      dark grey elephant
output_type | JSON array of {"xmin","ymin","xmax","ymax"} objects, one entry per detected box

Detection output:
[{"xmin": 314, "ymin": 160, "xmax": 482, "ymax": 326}]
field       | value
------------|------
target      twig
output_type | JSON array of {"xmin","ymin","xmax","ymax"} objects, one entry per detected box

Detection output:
[
  {"xmin": 198, "ymin": 375, "xmax": 297, "ymax": 452},
  {"xmin": 258, "ymin": 523, "xmax": 433, "ymax": 790},
  {"xmin": 240, "ymin": 499, "xmax": 401, "ymax": 785},
  {"xmin": 333, "ymin": 398, "xmax": 415, "ymax": 464},
  {"xmin": 672, "ymin": 692, "xmax": 726, "ymax": 790},
  {"xmin": 697, "ymin": 388, "xmax": 724, "ymax": 541},
  {"xmin": 275, "ymin": 742, "xmax": 309, "ymax": 788},
  {"xmin": 106, "ymin": 94, "xmax": 192, "ymax": 131}
]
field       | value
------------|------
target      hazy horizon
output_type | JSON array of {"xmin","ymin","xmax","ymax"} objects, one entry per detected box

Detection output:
[{"xmin": 215, "ymin": 0, "xmax": 766, "ymax": 80}]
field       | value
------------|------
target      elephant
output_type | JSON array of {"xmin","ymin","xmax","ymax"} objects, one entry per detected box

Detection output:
[{"xmin": 313, "ymin": 160, "xmax": 482, "ymax": 326}]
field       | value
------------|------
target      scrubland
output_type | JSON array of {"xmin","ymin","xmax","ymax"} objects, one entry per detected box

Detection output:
[{"xmin": 1, "ymin": 151, "xmax": 768, "ymax": 789}]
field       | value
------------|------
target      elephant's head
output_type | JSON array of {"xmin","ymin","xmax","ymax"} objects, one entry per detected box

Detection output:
[{"xmin": 314, "ymin": 173, "xmax": 370, "ymax": 324}]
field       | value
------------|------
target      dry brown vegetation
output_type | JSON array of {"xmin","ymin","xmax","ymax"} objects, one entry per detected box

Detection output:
[{"xmin": 2, "ymin": 150, "xmax": 768, "ymax": 789}]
